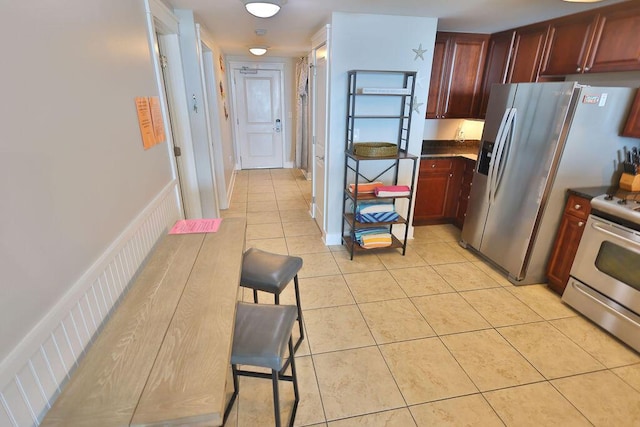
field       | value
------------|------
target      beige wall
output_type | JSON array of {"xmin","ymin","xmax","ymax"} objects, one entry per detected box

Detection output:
[{"xmin": 0, "ymin": 1, "xmax": 173, "ymax": 364}]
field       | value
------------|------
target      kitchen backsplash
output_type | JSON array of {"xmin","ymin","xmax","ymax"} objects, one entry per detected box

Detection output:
[{"xmin": 423, "ymin": 118, "xmax": 485, "ymax": 141}]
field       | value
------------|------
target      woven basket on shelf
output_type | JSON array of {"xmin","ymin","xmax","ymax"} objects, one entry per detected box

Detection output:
[{"xmin": 353, "ymin": 142, "xmax": 398, "ymax": 157}]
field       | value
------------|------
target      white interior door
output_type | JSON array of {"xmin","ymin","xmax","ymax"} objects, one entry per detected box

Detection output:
[
  {"xmin": 312, "ymin": 49, "xmax": 328, "ymax": 231},
  {"xmin": 233, "ymin": 68, "xmax": 284, "ymax": 169}
]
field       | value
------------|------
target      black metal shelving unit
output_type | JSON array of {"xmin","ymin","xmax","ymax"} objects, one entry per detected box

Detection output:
[{"xmin": 342, "ymin": 70, "xmax": 419, "ymax": 259}]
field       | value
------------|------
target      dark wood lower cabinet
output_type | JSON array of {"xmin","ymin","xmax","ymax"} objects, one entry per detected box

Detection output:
[
  {"xmin": 546, "ymin": 194, "xmax": 591, "ymax": 295},
  {"xmin": 454, "ymin": 159, "xmax": 475, "ymax": 229},
  {"xmin": 414, "ymin": 157, "xmax": 476, "ymax": 228},
  {"xmin": 413, "ymin": 159, "xmax": 455, "ymax": 224}
]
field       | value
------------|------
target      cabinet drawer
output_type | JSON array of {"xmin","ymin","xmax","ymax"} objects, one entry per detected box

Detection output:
[
  {"xmin": 420, "ymin": 158, "xmax": 453, "ymax": 172},
  {"xmin": 564, "ymin": 194, "xmax": 590, "ymax": 220}
]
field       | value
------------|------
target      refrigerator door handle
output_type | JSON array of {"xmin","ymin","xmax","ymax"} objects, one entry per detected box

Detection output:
[
  {"xmin": 488, "ymin": 108, "xmax": 512, "ymax": 203},
  {"xmin": 490, "ymin": 108, "xmax": 515, "ymax": 204},
  {"xmin": 493, "ymin": 108, "xmax": 517, "ymax": 200}
]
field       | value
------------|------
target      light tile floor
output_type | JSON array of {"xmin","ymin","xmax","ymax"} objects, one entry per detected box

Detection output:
[{"xmin": 222, "ymin": 168, "xmax": 640, "ymax": 427}]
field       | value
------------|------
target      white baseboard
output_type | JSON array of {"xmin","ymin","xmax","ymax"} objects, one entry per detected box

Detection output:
[
  {"xmin": 325, "ymin": 232, "xmax": 342, "ymax": 246},
  {"xmin": 0, "ymin": 181, "xmax": 181, "ymax": 427}
]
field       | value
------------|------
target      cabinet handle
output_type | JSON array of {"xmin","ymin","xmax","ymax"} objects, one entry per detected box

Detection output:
[
  {"xmin": 431, "ymin": 164, "xmax": 436, "ymax": 168},
  {"xmin": 449, "ymin": 173, "xmax": 453, "ymax": 178},
  {"xmin": 576, "ymin": 66, "xmax": 582, "ymax": 72},
  {"xmin": 574, "ymin": 204, "xmax": 581, "ymax": 210},
  {"xmin": 578, "ymin": 221, "xmax": 584, "ymax": 227},
  {"xmin": 584, "ymin": 66, "xmax": 590, "ymax": 72}
]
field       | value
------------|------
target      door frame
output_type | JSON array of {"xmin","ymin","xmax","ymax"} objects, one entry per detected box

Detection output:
[
  {"xmin": 310, "ymin": 25, "xmax": 331, "ymax": 235},
  {"xmin": 196, "ymin": 24, "xmax": 227, "ymax": 209},
  {"xmin": 145, "ymin": 0, "xmax": 202, "ymax": 218},
  {"xmin": 228, "ymin": 61, "xmax": 286, "ymax": 170}
]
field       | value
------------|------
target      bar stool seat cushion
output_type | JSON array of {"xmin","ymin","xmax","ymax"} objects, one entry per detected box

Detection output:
[
  {"xmin": 241, "ymin": 248, "xmax": 303, "ymax": 293},
  {"xmin": 231, "ymin": 302, "xmax": 298, "ymax": 371}
]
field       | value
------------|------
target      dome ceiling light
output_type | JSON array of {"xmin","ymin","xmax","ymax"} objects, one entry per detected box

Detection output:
[
  {"xmin": 249, "ymin": 46, "xmax": 268, "ymax": 56},
  {"xmin": 242, "ymin": 0, "xmax": 284, "ymax": 18}
]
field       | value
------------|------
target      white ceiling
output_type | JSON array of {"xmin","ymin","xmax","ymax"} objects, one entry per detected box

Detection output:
[{"xmin": 167, "ymin": 0, "xmax": 628, "ymax": 57}]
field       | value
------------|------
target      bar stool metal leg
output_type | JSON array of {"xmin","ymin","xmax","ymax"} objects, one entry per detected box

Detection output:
[
  {"xmin": 222, "ymin": 365, "xmax": 240, "ymax": 425},
  {"xmin": 279, "ymin": 275, "xmax": 304, "ymax": 374},
  {"xmin": 293, "ymin": 275, "xmax": 304, "ymax": 350}
]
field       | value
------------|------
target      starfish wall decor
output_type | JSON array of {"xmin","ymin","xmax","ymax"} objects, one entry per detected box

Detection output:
[{"xmin": 412, "ymin": 43, "xmax": 427, "ymax": 61}]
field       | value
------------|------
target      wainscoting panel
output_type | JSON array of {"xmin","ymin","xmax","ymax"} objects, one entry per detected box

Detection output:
[{"xmin": 0, "ymin": 181, "xmax": 181, "ymax": 427}]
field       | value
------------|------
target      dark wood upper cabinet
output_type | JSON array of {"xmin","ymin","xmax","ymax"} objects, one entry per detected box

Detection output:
[
  {"xmin": 426, "ymin": 36, "xmax": 448, "ymax": 119},
  {"xmin": 586, "ymin": 3, "xmax": 640, "ymax": 73},
  {"xmin": 479, "ymin": 30, "xmax": 515, "ymax": 118},
  {"xmin": 428, "ymin": 1, "xmax": 640, "ymax": 120},
  {"xmin": 540, "ymin": 13, "xmax": 599, "ymax": 76},
  {"xmin": 426, "ymin": 32, "xmax": 489, "ymax": 119},
  {"xmin": 508, "ymin": 24, "xmax": 549, "ymax": 83},
  {"xmin": 622, "ymin": 89, "xmax": 640, "ymax": 139}
]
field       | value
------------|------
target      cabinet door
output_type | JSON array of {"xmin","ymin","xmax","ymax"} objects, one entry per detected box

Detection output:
[
  {"xmin": 443, "ymin": 34, "xmax": 490, "ymax": 118},
  {"xmin": 454, "ymin": 158, "xmax": 476, "ymax": 229},
  {"xmin": 623, "ymin": 89, "xmax": 640, "ymax": 138},
  {"xmin": 508, "ymin": 25, "xmax": 549, "ymax": 83},
  {"xmin": 413, "ymin": 159, "xmax": 453, "ymax": 224},
  {"xmin": 540, "ymin": 13, "xmax": 598, "ymax": 76},
  {"xmin": 479, "ymin": 31, "xmax": 514, "ymax": 118},
  {"xmin": 546, "ymin": 213, "xmax": 587, "ymax": 295},
  {"xmin": 446, "ymin": 158, "xmax": 465, "ymax": 219},
  {"xmin": 586, "ymin": 4, "xmax": 640, "ymax": 73},
  {"xmin": 414, "ymin": 172, "xmax": 451, "ymax": 221},
  {"xmin": 427, "ymin": 33, "xmax": 489, "ymax": 119},
  {"xmin": 426, "ymin": 36, "xmax": 449, "ymax": 119}
]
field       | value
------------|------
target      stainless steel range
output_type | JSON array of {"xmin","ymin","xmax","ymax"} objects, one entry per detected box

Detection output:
[{"xmin": 563, "ymin": 192, "xmax": 640, "ymax": 352}]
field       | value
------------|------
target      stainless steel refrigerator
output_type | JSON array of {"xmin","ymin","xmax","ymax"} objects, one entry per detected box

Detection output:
[{"xmin": 460, "ymin": 82, "xmax": 634, "ymax": 285}]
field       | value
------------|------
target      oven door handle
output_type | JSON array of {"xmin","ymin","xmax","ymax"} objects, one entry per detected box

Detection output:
[
  {"xmin": 592, "ymin": 220, "xmax": 640, "ymax": 253},
  {"xmin": 571, "ymin": 280, "xmax": 640, "ymax": 327}
]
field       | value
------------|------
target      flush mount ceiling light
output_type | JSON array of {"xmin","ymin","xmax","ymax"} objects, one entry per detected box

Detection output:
[
  {"xmin": 249, "ymin": 46, "xmax": 268, "ymax": 56},
  {"xmin": 242, "ymin": 0, "xmax": 284, "ymax": 18}
]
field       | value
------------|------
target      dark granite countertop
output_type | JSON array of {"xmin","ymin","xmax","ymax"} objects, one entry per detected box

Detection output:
[
  {"xmin": 568, "ymin": 186, "xmax": 615, "ymax": 199},
  {"xmin": 421, "ymin": 139, "xmax": 480, "ymax": 160}
]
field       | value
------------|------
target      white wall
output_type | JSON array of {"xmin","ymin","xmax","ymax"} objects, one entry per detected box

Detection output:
[
  {"xmin": 326, "ymin": 12, "xmax": 438, "ymax": 244},
  {"xmin": 0, "ymin": 0, "xmax": 180, "ymax": 424}
]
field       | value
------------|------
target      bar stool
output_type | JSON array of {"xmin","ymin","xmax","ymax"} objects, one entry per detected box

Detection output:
[
  {"xmin": 240, "ymin": 248, "xmax": 304, "ymax": 358},
  {"xmin": 223, "ymin": 302, "xmax": 300, "ymax": 427}
]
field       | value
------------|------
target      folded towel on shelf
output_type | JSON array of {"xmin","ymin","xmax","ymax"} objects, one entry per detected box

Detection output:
[
  {"xmin": 356, "ymin": 212, "xmax": 399, "ymax": 223},
  {"xmin": 348, "ymin": 181, "xmax": 383, "ymax": 194},
  {"xmin": 375, "ymin": 185, "xmax": 411, "ymax": 197},
  {"xmin": 360, "ymin": 233, "xmax": 393, "ymax": 249},
  {"xmin": 356, "ymin": 202, "xmax": 395, "ymax": 215},
  {"xmin": 354, "ymin": 227, "xmax": 388, "ymax": 244}
]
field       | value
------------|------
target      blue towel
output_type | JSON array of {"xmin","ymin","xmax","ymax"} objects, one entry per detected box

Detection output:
[{"xmin": 356, "ymin": 211, "xmax": 399, "ymax": 223}]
